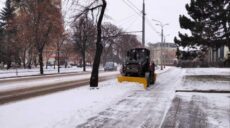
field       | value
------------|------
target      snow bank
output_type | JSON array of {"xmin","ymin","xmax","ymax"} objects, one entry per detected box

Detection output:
[
  {"xmin": 178, "ymin": 68, "xmax": 230, "ymax": 91},
  {"xmin": 185, "ymin": 68, "xmax": 230, "ymax": 76}
]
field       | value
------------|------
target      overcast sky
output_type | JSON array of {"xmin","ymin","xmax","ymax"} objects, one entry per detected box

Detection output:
[
  {"xmin": 0, "ymin": 0, "xmax": 191, "ymax": 45},
  {"xmin": 106, "ymin": 0, "xmax": 191, "ymax": 45},
  {"xmin": 0, "ymin": 0, "xmax": 4, "ymax": 10}
]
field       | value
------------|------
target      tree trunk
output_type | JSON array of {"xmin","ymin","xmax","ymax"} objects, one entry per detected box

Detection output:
[
  {"xmin": 23, "ymin": 59, "xmax": 26, "ymax": 69},
  {"xmin": 27, "ymin": 48, "xmax": 32, "ymax": 69},
  {"xmin": 46, "ymin": 61, "xmax": 48, "ymax": 69},
  {"xmin": 54, "ymin": 61, "xmax": 56, "ymax": 69},
  {"xmin": 38, "ymin": 51, "xmax": 44, "ymax": 75},
  {"xmin": 83, "ymin": 51, "xmax": 86, "ymax": 72},
  {"xmin": 65, "ymin": 60, "xmax": 67, "ymax": 68},
  {"xmin": 22, "ymin": 49, "xmax": 26, "ymax": 69},
  {"xmin": 27, "ymin": 58, "xmax": 32, "ymax": 69},
  {"xmin": 57, "ymin": 49, "xmax": 60, "ymax": 73},
  {"xmin": 7, "ymin": 60, "xmax": 11, "ymax": 70},
  {"xmin": 34, "ymin": 57, "xmax": 38, "ymax": 68},
  {"xmin": 90, "ymin": 0, "xmax": 107, "ymax": 88}
]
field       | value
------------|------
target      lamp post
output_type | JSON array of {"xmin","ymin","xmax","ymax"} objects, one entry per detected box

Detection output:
[
  {"xmin": 152, "ymin": 19, "xmax": 169, "ymax": 70},
  {"xmin": 163, "ymin": 34, "xmax": 170, "ymax": 68}
]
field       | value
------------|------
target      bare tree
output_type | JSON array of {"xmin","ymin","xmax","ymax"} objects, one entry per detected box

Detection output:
[
  {"xmin": 71, "ymin": 0, "xmax": 107, "ymax": 87},
  {"xmin": 14, "ymin": 8, "xmax": 34, "ymax": 69},
  {"xmin": 89, "ymin": 0, "xmax": 107, "ymax": 88},
  {"xmin": 101, "ymin": 23, "xmax": 122, "ymax": 65},
  {"xmin": 62, "ymin": 39, "xmax": 75, "ymax": 68},
  {"xmin": 72, "ymin": 15, "xmax": 96, "ymax": 71},
  {"xmin": 115, "ymin": 34, "xmax": 142, "ymax": 63},
  {"xmin": 22, "ymin": 0, "xmax": 63, "ymax": 74}
]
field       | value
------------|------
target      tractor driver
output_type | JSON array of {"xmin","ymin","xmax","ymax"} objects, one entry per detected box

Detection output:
[
  {"xmin": 149, "ymin": 61, "xmax": 155, "ymax": 84},
  {"xmin": 150, "ymin": 61, "xmax": 155, "ymax": 74}
]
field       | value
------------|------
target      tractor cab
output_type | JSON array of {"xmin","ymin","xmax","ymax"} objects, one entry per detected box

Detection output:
[
  {"xmin": 122, "ymin": 48, "xmax": 150, "ymax": 76},
  {"xmin": 118, "ymin": 48, "xmax": 156, "ymax": 89}
]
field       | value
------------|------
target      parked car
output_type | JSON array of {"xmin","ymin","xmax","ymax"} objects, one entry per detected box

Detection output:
[{"xmin": 104, "ymin": 62, "xmax": 117, "ymax": 71}]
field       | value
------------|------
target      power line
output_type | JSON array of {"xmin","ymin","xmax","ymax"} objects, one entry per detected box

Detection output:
[
  {"xmin": 121, "ymin": 0, "xmax": 161, "ymax": 44},
  {"xmin": 120, "ymin": 0, "xmax": 143, "ymax": 36},
  {"xmin": 122, "ymin": 0, "xmax": 142, "ymax": 17},
  {"xmin": 117, "ymin": 14, "xmax": 138, "ymax": 26},
  {"xmin": 146, "ymin": 17, "xmax": 160, "ymax": 35},
  {"xmin": 126, "ymin": 0, "xmax": 142, "ymax": 12},
  {"xmin": 123, "ymin": 16, "xmax": 141, "ymax": 32}
]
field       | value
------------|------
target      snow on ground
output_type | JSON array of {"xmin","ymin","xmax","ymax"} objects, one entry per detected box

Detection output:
[
  {"xmin": 0, "ymin": 65, "xmax": 171, "ymax": 79},
  {"xmin": 0, "ymin": 66, "xmax": 94, "ymax": 78},
  {"xmin": 155, "ymin": 66, "xmax": 173, "ymax": 74},
  {"xmin": 185, "ymin": 68, "xmax": 230, "ymax": 76},
  {"xmin": 0, "ymin": 66, "xmax": 173, "ymax": 128},
  {"xmin": 161, "ymin": 67, "xmax": 230, "ymax": 128},
  {"xmin": 162, "ymin": 92, "xmax": 230, "ymax": 128},
  {"xmin": 178, "ymin": 68, "xmax": 230, "ymax": 91},
  {"xmin": 0, "ymin": 80, "xmax": 144, "ymax": 128},
  {"xmin": 0, "ymin": 67, "xmax": 228, "ymax": 128},
  {"xmin": 0, "ymin": 66, "xmax": 171, "ymax": 93},
  {"xmin": 180, "ymin": 93, "xmax": 229, "ymax": 128}
]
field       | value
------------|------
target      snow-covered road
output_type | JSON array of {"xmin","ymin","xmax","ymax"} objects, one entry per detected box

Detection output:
[
  {"xmin": 0, "ymin": 71, "xmax": 119, "ymax": 92},
  {"xmin": 0, "ymin": 67, "xmax": 229, "ymax": 128}
]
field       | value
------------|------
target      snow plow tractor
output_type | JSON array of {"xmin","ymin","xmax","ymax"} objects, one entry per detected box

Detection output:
[{"xmin": 117, "ymin": 48, "xmax": 156, "ymax": 89}]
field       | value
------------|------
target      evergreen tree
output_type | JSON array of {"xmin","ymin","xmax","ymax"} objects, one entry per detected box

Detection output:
[
  {"xmin": 0, "ymin": 0, "xmax": 15, "ymax": 28},
  {"xmin": 175, "ymin": 0, "xmax": 230, "ymax": 49},
  {"xmin": 0, "ymin": 25, "xmax": 4, "ymax": 64},
  {"xmin": 0, "ymin": 0, "xmax": 16, "ymax": 69}
]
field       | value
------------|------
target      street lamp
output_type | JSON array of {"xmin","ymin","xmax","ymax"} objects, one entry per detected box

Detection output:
[
  {"xmin": 155, "ymin": 23, "xmax": 169, "ymax": 44},
  {"xmin": 163, "ymin": 34, "xmax": 170, "ymax": 68},
  {"xmin": 152, "ymin": 19, "xmax": 169, "ymax": 70}
]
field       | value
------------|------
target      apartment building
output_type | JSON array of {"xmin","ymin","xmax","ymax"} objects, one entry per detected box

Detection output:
[{"xmin": 148, "ymin": 42, "xmax": 177, "ymax": 66}]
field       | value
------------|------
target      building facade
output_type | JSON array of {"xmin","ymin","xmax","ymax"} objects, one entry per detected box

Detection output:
[
  {"xmin": 206, "ymin": 46, "xmax": 230, "ymax": 63},
  {"xmin": 148, "ymin": 42, "xmax": 177, "ymax": 66}
]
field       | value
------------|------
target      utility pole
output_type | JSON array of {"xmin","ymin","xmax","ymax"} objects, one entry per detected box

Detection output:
[
  {"xmin": 142, "ymin": 0, "xmax": 145, "ymax": 47},
  {"xmin": 160, "ymin": 27, "xmax": 163, "ymax": 70}
]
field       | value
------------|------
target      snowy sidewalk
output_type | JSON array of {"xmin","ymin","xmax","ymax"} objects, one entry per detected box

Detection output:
[
  {"xmin": 162, "ymin": 93, "xmax": 230, "ymax": 128},
  {"xmin": 177, "ymin": 68, "xmax": 230, "ymax": 91},
  {"xmin": 162, "ymin": 68, "xmax": 230, "ymax": 128}
]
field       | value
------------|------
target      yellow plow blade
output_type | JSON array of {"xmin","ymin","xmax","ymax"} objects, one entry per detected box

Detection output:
[
  {"xmin": 117, "ymin": 76, "xmax": 148, "ymax": 89},
  {"xmin": 117, "ymin": 74, "xmax": 157, "ymax": 89}
]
